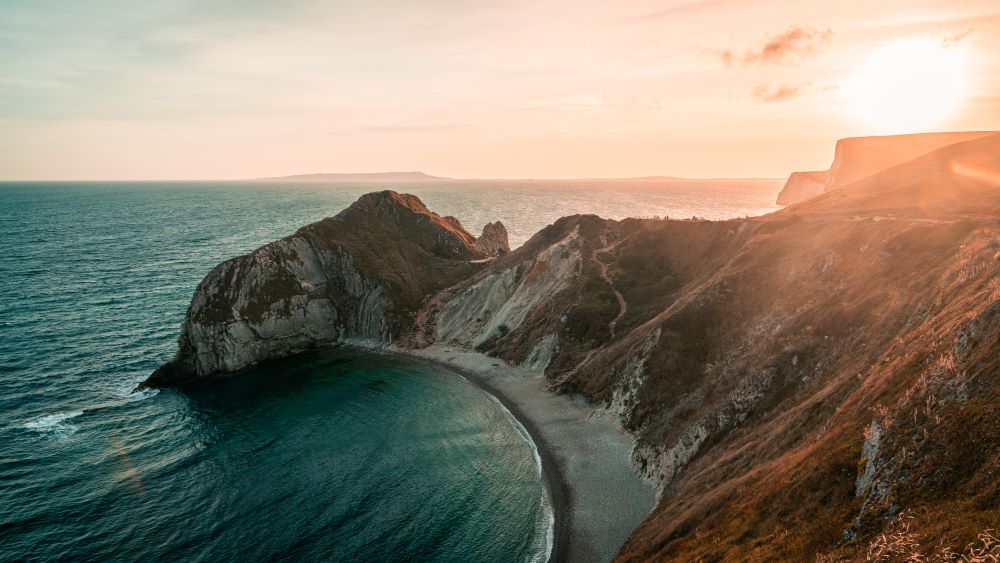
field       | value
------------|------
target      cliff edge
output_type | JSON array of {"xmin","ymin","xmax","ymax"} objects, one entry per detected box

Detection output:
[
  {"xmin": 147, "ymin": 134, "xmax": 1000, "ymax": 560},
  {"xmin": 775, "ymin": 170, "xmax": 829, "ymax": 205},
  {"xmin": 140, "ymin": 190, "xmax": 502, "ymax": 388},
  {"xmin": 776, "ymin": 131, "xmax": 997, "ymax": 205}
]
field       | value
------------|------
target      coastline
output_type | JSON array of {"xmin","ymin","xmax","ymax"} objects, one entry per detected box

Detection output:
[
  {"xmin": 396, "ymin": 351, "xmax": 568, "ymax": 563},
  {"xmin": 392, "ymin": 345, "xmax": 656, "ymax": 563}
]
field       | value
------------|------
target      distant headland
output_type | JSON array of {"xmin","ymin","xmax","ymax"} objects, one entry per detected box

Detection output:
[
  {"xmin": 250, "ymin": 171, "xmax": 779, "ymax": 184},
  {"xmin": 251, "ymin": 171, "xmax": 450, "ymax": 182}
]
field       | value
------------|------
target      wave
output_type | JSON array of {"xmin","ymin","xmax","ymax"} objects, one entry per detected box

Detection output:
[
  {"xmin": 115, "ymin": 376, "xmax": 159, "ymax": 402},
  {"xmin": 22, "ymin": 410, "xmax": 84, "ymax": 434},
  {"xmin": 17, "ymin": 376, "xmax": 156, "ymax": 438},
  {"xmin": 486, "ymin": 395, "xmax": 554, "ymax": 563}
]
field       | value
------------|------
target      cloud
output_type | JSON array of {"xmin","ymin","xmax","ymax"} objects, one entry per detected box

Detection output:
[
  {"xmin": 749, "ymin": 81, "xmax": 839, "ymax": 102},
  {"xmin": 750, "ymin": 83, "xmax": 802, "ymax": 103},
  {"xmin": 325, "ymin": 123, "xmax": 467, "ymax": 136},
  {"xmin": 362, "ymin": 123, "xmax": 466, "ymax": 134},
  {"xmin": 720, "ymin": 25, "xmax": 833, "ymax": 66},
  {"xmin": 942, "ymin": 28, "xmax": 973, "ymax": 47},
  {"xmin": 640, "ymin": 0, "xmax": 725, "ymax": 21}
]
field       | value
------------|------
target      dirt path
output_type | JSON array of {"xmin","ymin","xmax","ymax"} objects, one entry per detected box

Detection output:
[
  {"xmin": 551, "ymin": 236, "xmax": 631, "ymax": 388},
  {"xmin": 594, "ymin": 241, "xmax": 628, "ymax": 338}
]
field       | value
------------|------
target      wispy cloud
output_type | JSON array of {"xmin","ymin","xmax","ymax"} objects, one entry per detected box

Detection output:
[
  {"xmin": 720, "ymin": 25, "xmax": 834, "ymax": 66},
  {"xmin": 750, "ymin": 83, "xmax": 802, "ymax": 102},
  {"xmin": 361, "ymin": 123, "xmax": 467, "ymax": 134},
  {"xmin": 639, "ymin": 0, "xmax": 725, "ymax": 21},
  {"xmin": 749, "ymin": 81, "xmax": 839, "ymax": 102},
  {"xmin": 942, "ymin": 27, "xmax": 973, "ymax": 47}
]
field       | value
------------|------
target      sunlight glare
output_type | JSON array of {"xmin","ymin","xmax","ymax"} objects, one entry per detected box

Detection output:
[{"xmin": 853, "ymin": 38, "xmax": 966, "ymax": 134}]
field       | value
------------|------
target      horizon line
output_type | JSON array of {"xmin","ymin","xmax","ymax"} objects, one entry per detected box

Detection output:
[{"xmin": 0, "ymin": 174, "xmax": 785, "ymax": 183}]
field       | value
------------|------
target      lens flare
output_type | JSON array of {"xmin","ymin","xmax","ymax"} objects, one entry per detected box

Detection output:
[{"xmin": 852, "ymin": 38, "xmax": 966, "ymax": 133}]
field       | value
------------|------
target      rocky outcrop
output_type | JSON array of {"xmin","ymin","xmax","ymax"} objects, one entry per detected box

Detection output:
[
  {"xmin": 825, "ymin": 131, "xmax": 995, "ymax": 190},
  {"xmin": 775, "ymin": 170, "xmax": 828, "ymax": 205},
  {"xmin": 139, "ymin": 190, "xmax": 487, "ymax": 388},
  {"xmin": 473, "ymin": 221, "xmax": 510, "ymax": 256},
  {"xmin": 149, "ymin": 133, "xmax": 1000, "ymax": 560},
  {"xmin": 437, "ymin": 222, "xmax": 582, "ymax": 348},
  {"xmin": 776, "ymin": 131, "xmax": 997, "ymax": 205},
  {"xmin": 406, "ymin": 214, "xmax": 636, "ymax": 380},
  {"xmin": 791, "ymin": 132, "xmax": 1000, "ymax": 217}
]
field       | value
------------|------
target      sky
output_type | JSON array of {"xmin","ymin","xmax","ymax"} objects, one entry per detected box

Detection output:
[{"xmin": 2, "ymin": 0, "xmax": 999, "ymax": 180}]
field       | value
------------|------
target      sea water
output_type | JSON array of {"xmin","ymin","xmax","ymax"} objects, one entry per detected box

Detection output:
[{"xmin": 0, "ymin": 180, "xmax": 780, "ymax": 561}]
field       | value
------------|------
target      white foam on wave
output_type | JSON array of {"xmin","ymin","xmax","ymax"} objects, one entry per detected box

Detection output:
[
  {"xmin": 112, "ymin": 375, "xmax": 160, "ymax": 402},
  {"xmin": 126, "ymin": 387, "xmax": 159, "ymax": 401},
  {"xmin": 23, "ymin": 410, "xmax": 84, "ymax": 434},
  {"xmin": 121, "ymin": 382, "xmax": 159, "ymax": 402},
  {"xmin": 485, "ymin": 394, "xmax": 555, "ymax": 563},
  {"xmin": 354, "ymin": 343, "xmax": 555, "ymax": 561}
]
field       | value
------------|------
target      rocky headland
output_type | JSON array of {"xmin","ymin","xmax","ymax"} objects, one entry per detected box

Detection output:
[
  {"xmin": 146, "ymin": 132, "xmax": 1000, "ymax": 561},
  {"xmin": 776, "ymin": 170, "xmax": 829, "ymax": 205},
  {"xmin": 776, "ymin": 131, "xmax": 997, "ymax": 205},
  {"xmin": 140, "ymin": 191, "xmax": 507, "ymax": 388}
]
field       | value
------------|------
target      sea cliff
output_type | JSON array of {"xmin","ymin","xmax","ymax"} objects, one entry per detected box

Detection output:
[
  {"xmin": 775, "ymin": 170, "xmax": 828, "ymax": 205},
  {"xmin": 146, "ymin": 132, "xmax": 1000, "ymax": 561},
  {"xmin": 140, "ymin": 191, "xmax": 508, "ymax": 387},
  {"xmin": 776, "ymin": 131, "xmax": 997, "ymax": 205}
]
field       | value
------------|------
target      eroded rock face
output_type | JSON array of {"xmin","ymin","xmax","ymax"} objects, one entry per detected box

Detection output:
[
  {"xmin": 473, "ymin": 221, "xmax": 510, "ymax": 256},
  {"xmin": 407, "ymin": 214, "xmax": 628, "ymax": 375},
  {"xmin": 438, "ymin": 224, "xmax": 580, "ymax": 348},
  {"xmin": 776, "ymin": 131, "xmax": 997, "ymax": 205},
  {"xmin": 825, "ymin": 131, "xmax": 995, "ymax": 189},
  {"xmin": 775, "ymin": 170, "xmax": 828, "ymax": 205},
  {"xmin": 140, "ymin": 190, "xmax": 486, "ymax": 388}
]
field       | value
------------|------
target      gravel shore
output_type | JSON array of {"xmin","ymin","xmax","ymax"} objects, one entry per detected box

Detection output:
[{"xmin": 400, "ymin": 345, "xmax": 656, "ymax": 563}]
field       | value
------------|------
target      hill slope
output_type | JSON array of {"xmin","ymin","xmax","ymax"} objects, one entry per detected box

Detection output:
[
  {"xmin": 408, "ymin": 134, "xmax": 1000, "ymax": 560},
  {"xmin": 148, "ymin": 134, "xmax": 1000, "ymax": 560},
  {"xmin": 776, "ymin": 131, "xmax": 997, "ymax": 205}
]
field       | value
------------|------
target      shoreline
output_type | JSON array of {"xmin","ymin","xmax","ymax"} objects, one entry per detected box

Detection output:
[
  {"xmin": 396, "ymin": 351, "xmax": 570, "ymax": 563},
  {"xmin": 392, "ymin": 345, "xmax": 656, "ymax": 563}
]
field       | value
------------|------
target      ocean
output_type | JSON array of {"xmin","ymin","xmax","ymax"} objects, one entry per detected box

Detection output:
[{"xmin": 0, "ymin": 179, "xmax": 781, "ymax": 561}]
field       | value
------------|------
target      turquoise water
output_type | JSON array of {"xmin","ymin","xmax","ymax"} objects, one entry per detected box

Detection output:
[{"xmin": 0, "ymin": 180, "xmax": 780, "ymax": 561}]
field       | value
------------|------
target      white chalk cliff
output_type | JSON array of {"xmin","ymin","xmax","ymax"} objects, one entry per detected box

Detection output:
[
  {"xmin": 775, "ymin": 131, "xmax": 997, "ymax": 205},
  {"xmin": 140, "ymin": 191, "xmax": 506, "ymax": 387}
]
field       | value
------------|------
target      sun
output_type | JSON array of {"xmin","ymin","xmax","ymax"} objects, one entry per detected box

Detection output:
[{"xmin": 852, "ymin": 38, "xmax": 966, "ymax": 134}]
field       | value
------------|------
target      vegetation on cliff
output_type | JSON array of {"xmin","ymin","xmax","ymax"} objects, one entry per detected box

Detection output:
[{"xmin": 148, "ymin": 133, "xmax": 1000, "ymax": 560}]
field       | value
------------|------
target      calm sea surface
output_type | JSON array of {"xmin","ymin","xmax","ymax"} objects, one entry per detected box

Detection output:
[{"xmin": 0, "ymin": 180, "xmax": 780, "ymax": 561}]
